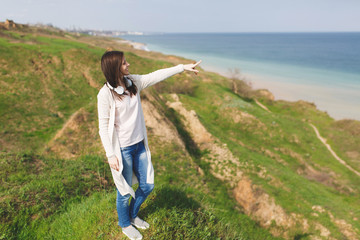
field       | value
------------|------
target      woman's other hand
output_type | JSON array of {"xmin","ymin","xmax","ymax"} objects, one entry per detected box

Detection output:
[
  {"xmin": 108, "ymin": 155, "xmax": 120, "ymax": 171},
  {"xmin": 184, "ymin": 60, "xmax": 202, "ymax": 75}
]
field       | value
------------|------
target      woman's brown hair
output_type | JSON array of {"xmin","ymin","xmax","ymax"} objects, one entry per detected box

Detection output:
[{"xmin": 101, "ymin": 50, "xmax": 137, "ymax": 100}]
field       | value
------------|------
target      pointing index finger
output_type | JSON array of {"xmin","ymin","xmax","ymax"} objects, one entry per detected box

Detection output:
[{"xmin": 193, "ymin": 60, "xmax": 202, "ymax": 67}]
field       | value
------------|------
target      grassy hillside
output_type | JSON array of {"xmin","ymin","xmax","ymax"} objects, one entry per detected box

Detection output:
[
  {"xmin": 168, "ymin": 76, "xmax": 360, "ymax": 239},
  {"xmin": 1, "ymin": 23, "xmax": 359, "ymax": 240}
]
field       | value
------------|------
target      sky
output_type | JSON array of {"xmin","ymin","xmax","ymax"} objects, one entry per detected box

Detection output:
[{"xmin": 2, "ymin": 0, "xmax": 360, "ymax": 33}]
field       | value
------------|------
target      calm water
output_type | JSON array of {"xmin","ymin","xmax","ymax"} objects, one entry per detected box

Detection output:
[{"xmin": 120, "ymin": 33, "xmax": 360, "ymax": 120}]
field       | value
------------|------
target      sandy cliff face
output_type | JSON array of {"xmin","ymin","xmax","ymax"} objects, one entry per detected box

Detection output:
[{"xmin": 163, "ymin": 93, "xmax": 359, "ymax": 239}]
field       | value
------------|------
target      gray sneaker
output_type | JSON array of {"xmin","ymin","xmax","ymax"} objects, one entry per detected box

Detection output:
[
  {"xmin": 122, "ymin": 225, "xmax": 143, "ymax": 240},
  {"xmin": 131, "ymin": 217, "xmax": 150, "ymax": 230}
]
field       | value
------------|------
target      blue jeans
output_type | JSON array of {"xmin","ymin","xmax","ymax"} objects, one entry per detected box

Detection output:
[{"xmin": 116, "ymin": 139, "xmax": 155, "ymax": 228}]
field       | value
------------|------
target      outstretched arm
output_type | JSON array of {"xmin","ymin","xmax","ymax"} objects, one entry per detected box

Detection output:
[{"xmin": 131, "ymin": 60, "xmax": 202, "ymax": 91}]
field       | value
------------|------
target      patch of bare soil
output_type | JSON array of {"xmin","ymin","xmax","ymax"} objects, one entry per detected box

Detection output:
[
  {"xmin": 166, "ymin": 93, "xmax": 244, "ymax": 186},
  {"xmin": 44, "ymin": 107, "xmax": 103, "ymax": 159},
  {"xmin": 227, "ymin": 107, "xmax": 265, "ymax": 126},
  {"xmin": 311, "ymin": 206, "xmax": 360, "ymax": 240},
  {"xmin": 141, "ymin": 93, "xmax": 186, "ymax": 150},
  {"xmin": 50, "ymin": 56, "xmax": 61, "ymax": 67},
  {"xmin": 82, "ymin": 68, "xmax": 101, "ymax": 89},
  {"xmin": 255, "ymin": 99, "xmax": 271, "ymax": 112},
  {"xmin": 255, "ymin": 89, "xmax": 275, "ymax": 101},
  {"xmin": 233, "ymin": 178, "xmax": 337, "ymax": 239},
  {"xmin": 44, "ymin": 92, "xmax": 188, "ymax": 160},
  {"xmin": 346, "ymin": 151, "xmax": 359, "ymax": 160},
  {"xmin": 328, "ymin": 212, "xmax": 360, "ymax": 240}
]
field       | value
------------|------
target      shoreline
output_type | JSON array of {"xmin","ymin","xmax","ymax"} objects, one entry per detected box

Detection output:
[
  {"xmin": 198, "ymin": 63, "xmax": 360, "ymax": 120},
  {"xmin": 204, "ymin": 64, "xmax": 360, "ymax": 121},
  {"xmin": 116, "ymin": 39, "xmax": 150, "ymax": 51},
  {"xmin": 119, "ymin": 38, "xmax": 360, "ymax": 121}
]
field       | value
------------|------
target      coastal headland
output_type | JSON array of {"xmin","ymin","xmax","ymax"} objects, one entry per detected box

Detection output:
[{"xmin": 1, "ymin": 22, "xmax": 360, "ymax": 240}]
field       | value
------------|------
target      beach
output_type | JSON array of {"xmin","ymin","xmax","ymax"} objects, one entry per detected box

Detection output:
[
  {"xmin": 117, "ymin": 39, "xmax": 150, "ymax": 51},
  {"xmin": 199, "ymin": 61, "xmax": 360, "ymax": 121}
]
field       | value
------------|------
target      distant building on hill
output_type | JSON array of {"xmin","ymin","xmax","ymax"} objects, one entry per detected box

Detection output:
[{"xmin": 0, "ymin": 19, "xmax": 26, "ymax": 30}]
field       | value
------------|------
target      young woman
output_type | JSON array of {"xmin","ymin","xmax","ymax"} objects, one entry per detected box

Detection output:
[{"xmin": 98, "ymin": 50, "xmax": 201, "ymax": 240}]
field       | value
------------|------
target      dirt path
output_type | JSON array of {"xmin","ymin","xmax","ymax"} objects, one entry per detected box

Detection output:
[
  {"xmin": 255, "ymin": 99, "xmax": 271, "ymax": 112},
  {"xmin": 253, "ymin": 99, "xmax": 359, "ymax": 177},
  {"xmin": 310, "ymin": 123, "xmax": 360, "ymax": 177}
]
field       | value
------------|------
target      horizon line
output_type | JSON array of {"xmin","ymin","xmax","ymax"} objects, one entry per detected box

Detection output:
[{"xmin": 134, "ymin": 31, "xmax": 360, "ymax": 34}]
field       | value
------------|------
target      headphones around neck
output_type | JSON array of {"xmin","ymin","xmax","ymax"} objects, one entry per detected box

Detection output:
[{"xmin": 107, "ymin": 77, "xmax": 132, "ymax": 95}]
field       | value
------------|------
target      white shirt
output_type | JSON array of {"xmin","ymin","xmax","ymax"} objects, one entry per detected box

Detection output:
[
  {"xmin": 97, "ymin": 64, "xmax": 184, "ymax": 198},
  {"xmin": 114, "ymin": 91, "xmax": 144, "ymax": 147}
]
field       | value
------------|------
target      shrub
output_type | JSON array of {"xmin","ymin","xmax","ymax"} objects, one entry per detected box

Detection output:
[{"xmin": 229, "ymin": 68, "xmax": 254, "ymax": 100}]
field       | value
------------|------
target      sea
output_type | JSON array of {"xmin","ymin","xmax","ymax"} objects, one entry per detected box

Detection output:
[{"xmin": 119, "ymin": 33, "xmax": 360, "ymax": 120}]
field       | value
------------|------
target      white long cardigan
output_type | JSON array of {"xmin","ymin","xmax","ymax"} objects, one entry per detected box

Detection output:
[{"xmin": 97, "ymin": 64, "xmax": 184, "ymax": 198}]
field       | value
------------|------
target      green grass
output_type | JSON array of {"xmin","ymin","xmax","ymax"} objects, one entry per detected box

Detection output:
[
  {"xmin": 0, "ymin": 27, "xmax": 281, "ymax": 240},
  {"xmin": 0, "ymin": 31, "xmax": 103, "ymax": 153},
  {"xmin": 36, "ymin": 186, "xmax": 241, "ymax": 240},
  {"xmin": 0, "ymin": 143, "xmax": 281, "ymax": 240},
  {"xmin": 173, "ymin": 76, "xmax": 360, "ymax": 238},
  {"xmin": 0, "ymin": 153, "xmax": 113, "ymax": 240},
  {"xmin": 1, "ymin": 26, "xmax": 359, "ymax": 239},
  {"xmin": 35, "ymin": 187, "xmax": 237, "ymax": 240}
]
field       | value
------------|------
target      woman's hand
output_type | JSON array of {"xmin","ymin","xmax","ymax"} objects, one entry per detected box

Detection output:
[
  {"xmin": 108, "ymin": 155, "xmax": 120, "ymax": 171},
  {"xmin": 184, "ymin": 60, "xmax": 202, "ymax": 75}
]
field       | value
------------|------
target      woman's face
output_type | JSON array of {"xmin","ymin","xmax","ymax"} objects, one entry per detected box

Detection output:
[{"xmin": 120, "ymin": 57, "xmax": 130, "ymax": 75}]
